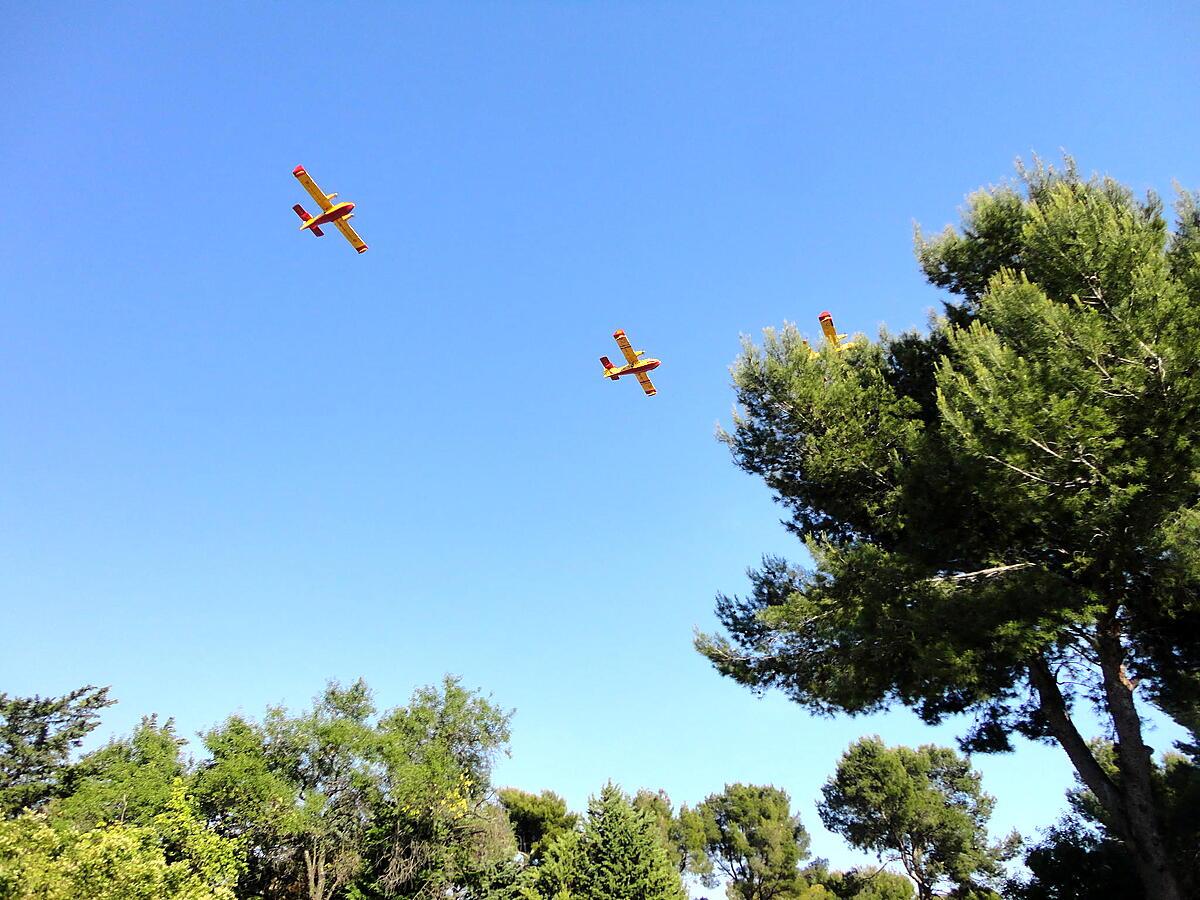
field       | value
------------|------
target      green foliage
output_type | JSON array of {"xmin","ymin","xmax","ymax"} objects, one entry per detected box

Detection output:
[
  {"xmin": 154, "ymin": 780, "xmax": 246, "ymax": 896},
  {"xmin": 51, "ymin": 715, "xmax": 187, "ymax": 830},
  {"xmin": 499, "ymin": 788, "xmax": 578, "ymax": 864},
  {"xmin": 190, "ymin": 712, "xmax": 298, "ymax": 884},
  {"xmin": 812, "ymin": 864, "xmax": 916, "ymax": 900},
  {"xmin": 191, "ymin": 675, "xmax": 512, "ymax": 899},
  {"xmin": 368, "ymin": 675, "xmax": 514, "ymax": 898},
  {"xmin": 1007, "ymin": 817, "xmax": 1142, "ymax": 900},
  {"xmin": 693, "ymin": 783, "xmax": 810, "ymax": 900},
  {"xmin": 839, "ymin": 869, "xmax": 915, "ymax": 900},
  {"xmin": 631, "ymin": 788, "xmax": 710, "ymax": 880},
  {"xmin": 0, "ymin": 686, "xmax": 114, "ymax": 816},
  {"xmin": 0, "ymin": 782, "xmax": 242, "ymax": 900},
  {"xmin": 696, "ymin": 158, "xmax": 1200, "ymax": 898},
  {"xmin": 0, "ymin": 678, "xmax": 515, "ymax": 899},
  {"xmin": 699, "ymin": 158, "xmax": 1200, "ymax": 730},
  {"xmin": 533, "ymin": 784, "xmax": 684, "ymax": 900},
  {"xmin": 1010, "ymin": 744, "xmax": 1200, "ymax": 898},
  {"xmin": 818, "ymin": 739, "xmax": 1013, "ymax": 900}
]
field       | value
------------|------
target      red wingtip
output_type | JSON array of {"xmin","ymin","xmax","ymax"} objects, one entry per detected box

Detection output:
[
  {"xmin": 818, "ymin": 311, "xmax": 832, "ymax": 320},
  {"xmin": 613, "ymin": 329, "xmax": 625, "ymax": 338},
  {"xmin": 293, "ymin": 165, "xmax": 306, "ymax": 176},
  {"xmin": 356, "ymin": 245, "xmax": 368, "ymax": 254}
]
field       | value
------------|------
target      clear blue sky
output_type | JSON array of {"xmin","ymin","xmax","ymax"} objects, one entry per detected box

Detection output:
[{"xmin": 3, "ymin": 0, "xmax": 1198, "ymax": 881}]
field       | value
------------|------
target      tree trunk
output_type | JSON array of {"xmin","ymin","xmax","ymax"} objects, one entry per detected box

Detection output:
[
  {"xmin": 304, "ymin": 843, "xmax": 327, "ymax": 900},
  {"xmin": 1029, "ymin": 650, "xmax": 1182, "ymax": 900},
  {"xmin": 1095, "ymin": 626, "xmax": 1182, "ymax": 900}
]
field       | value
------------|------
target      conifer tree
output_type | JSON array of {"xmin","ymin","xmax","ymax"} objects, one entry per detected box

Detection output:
[
  {"xmin": 697, "ymin": 159, "xmax": 1200, "ymax": 899},
  {"xmin": 537, "ymin": 783, "xmax": 684, "ymax": 900},
  {"xmin": 0, "ymin": 686, "xmax": 114, "ymax": 815}
]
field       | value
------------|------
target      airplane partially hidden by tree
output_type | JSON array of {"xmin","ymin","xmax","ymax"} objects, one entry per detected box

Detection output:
[{"xmin": 802, "ymin": 310, "xmax": 857, "ymax": 357}]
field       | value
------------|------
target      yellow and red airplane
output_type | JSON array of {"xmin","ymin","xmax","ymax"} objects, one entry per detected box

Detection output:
[
  {"xmin": 804, "ymin": 311, "xmax": 858, "ymax": 356},
  {"xmin": 291, "ymin": 165, "xmax": 368, "ymax": 254},
  {"xmin": 601, "ymin": 329, "xmax": 661, "ymax": 396}
]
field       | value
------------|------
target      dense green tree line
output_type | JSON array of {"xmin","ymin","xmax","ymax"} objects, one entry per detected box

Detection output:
[
  {"xmin": 1, "ymin": 679, "xmax": 518, "ymax": 900},
  {"xmin": 2, "ymin": 683, "xmax": 1015, "ymax": 899}
]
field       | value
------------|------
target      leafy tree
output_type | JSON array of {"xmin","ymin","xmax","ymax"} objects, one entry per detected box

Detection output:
[
  {"xmin": 51, "ymin": 715, "xmax": 187, "ymax": 829},
  {"xmin": 195, "ymin": 679, "xmax": 392, "ymax": 899},
  {"xmin": 693, "ymin": 783, "xmax": 810, "ymax": 900},
  {"xmin": 192, "ymin": 675, "xmax": 512, "ymax": 900},
  {"xmin": 499, "ymin": 788, "xmax": 578, "ymax": 864},
  {"xmin": 153, "ymin": 779, "xmax": 246, "ymax": 895},
  {"xmin": 0, "ymin": 781, "xmax": 242, "ymax": 899},
  {"xmin": 837, "ymin": 869, "xmax": 916, "ymax": 900},
  {"xmin": 534, "ymin": 783, "xmax": 684, "ymax": 900},
  {"xmin": 270, "ymin": 679, "xmax": 378, "ymax": 900},
  {"xmin": 191, "ymin": 712, "xmax": 303, "ymax": 897},
  {"xmin": 367, "ymin": 675, "xmax": 513, "ymax": 898},
  {"xmin": 0, "ymin": 686, "xmax": 113, "ymax": 815},
  {"xmin": 696, "ymin": 159, "xmax": 1200, "ymax": 899},
  {"xmin": 632, "ymin": 788, "xmax": 710, "ymax": 879},
  {"xmin": 452, "ymin": 800, "xmax": 521, "ymax": 900},
  {"xmin": 809, "ymin": 863, "xmax": 916, "ymax": 900},
  {"xmin": 817, "ymin": 739, "xmax": 1013, "ymax": 900}
]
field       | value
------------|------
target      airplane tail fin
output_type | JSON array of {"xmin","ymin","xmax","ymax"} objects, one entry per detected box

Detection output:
[
  {"xmin": 600, "ymin": 356, "xmax": 620, "ymax": 379},
  {"xmin": 293, "ymin": 204, "xmax": 324, "ymax": 236}
]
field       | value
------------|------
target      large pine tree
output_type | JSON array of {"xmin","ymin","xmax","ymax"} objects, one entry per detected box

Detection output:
[{"xmin": 697, "ymin": 159, "xmax": 1200, "ymax": 899}]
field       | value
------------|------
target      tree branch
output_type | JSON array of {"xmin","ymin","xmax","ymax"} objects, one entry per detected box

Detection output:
[{"xmin": 1026, "ymin": 655, "xmax": 1126, "ymax": 834}]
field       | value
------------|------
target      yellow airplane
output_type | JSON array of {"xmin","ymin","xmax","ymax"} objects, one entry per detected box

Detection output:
[
  {"xmin": 291, "ymin": 165, "xmax": 368, "ymax": 254},
  {"xmin": 601, "ymin": 329, "xmax": 661, "ymax": 396},
  {"xmin": 804, "ymin": 311, "xmax": 858, "ymax": 356}
]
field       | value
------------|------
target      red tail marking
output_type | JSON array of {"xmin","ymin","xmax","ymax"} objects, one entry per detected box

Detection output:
[
  {"xmin": 294, "ymin": 204, "xmax": 323, "ymax": 236},
  {"xmin": 600, "ymin": 356, "xmax": 614, "ymax": 370}
]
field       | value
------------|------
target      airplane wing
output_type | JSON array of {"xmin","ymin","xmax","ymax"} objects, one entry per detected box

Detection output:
[
  {"xmin": 293, "ymin": 166, "xmax": 333, "ymax": 212},
  {"xmin": 613, "ymin": 330, "xmax": 640, "ymax": 366},
  {"xmin": 635, "ymin": 371, "xmax": 657, "ymax": 396},
  {"xmin": 334, "ymin": 218, "xmax": 368, "ymax": 254}
]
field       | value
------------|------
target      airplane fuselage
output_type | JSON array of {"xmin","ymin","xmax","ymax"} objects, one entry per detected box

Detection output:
[
  {"xmin": 300, "ymin": 201, "xmax": 356, "ymax": 231},
  {"xmin": 605, "ymin": 358, "xmax": 661, "ymax": 379}
]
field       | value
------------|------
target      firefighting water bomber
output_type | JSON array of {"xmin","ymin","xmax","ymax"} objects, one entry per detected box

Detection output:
[
  {"xmin": 600, "ymin": 329, "xmax": 661, "ymax": 396},
  {"xmin": 291, "ymin": 165, "xmax": 368, "ymax": 254},
  {"xmin": 802, "ymin": 310, "xmax": 858, "ymax": 357}
]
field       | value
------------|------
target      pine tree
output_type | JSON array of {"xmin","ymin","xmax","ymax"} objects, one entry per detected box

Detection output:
[
  {"xmin": 537, "ymin": 783, "xmax": 684, "ymax": 900},
  {"xmin": 697, "ymin": 159, "xmax": 1200, "ymax": 899},
  {"xmin": 0, "ymin": 686, "xmax": 114, "ymax": 815}
]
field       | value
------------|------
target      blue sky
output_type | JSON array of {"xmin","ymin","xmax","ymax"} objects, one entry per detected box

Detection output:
[{"xmin": 3, "ymin": 0, "xmax": 1198, "ymax": 881}]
